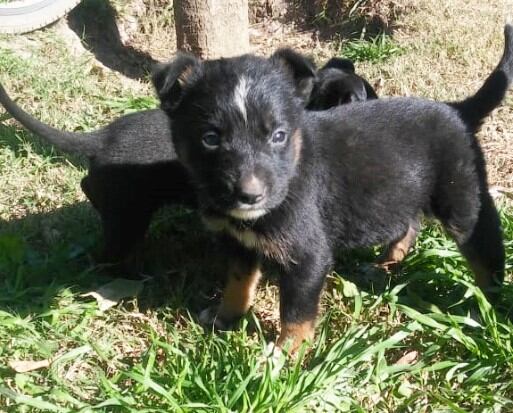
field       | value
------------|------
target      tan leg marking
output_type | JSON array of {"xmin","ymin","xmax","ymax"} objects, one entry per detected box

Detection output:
[
  {"xmin": 218, "ymin": 260, "xmax": 262, "ymax": 321},
  {"xmin": 378, "ymin": 225, "xmax": 417, "ymax": 269},
  {"xmin": 277, "ymin": 320, "xmax": 315, "ymax": 353},
  {"xmin": 292, "ymin": 129, "xmax": 303, "ymax": 165}
]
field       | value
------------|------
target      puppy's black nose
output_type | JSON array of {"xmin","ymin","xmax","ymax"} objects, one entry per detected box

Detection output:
[
  {"xmin": 236, "ymin": 175, "xmax": 265, "ymax": 205},
  {"xmin": 238, "ymin": 191, "xmax": 264, "ymax": 205}
]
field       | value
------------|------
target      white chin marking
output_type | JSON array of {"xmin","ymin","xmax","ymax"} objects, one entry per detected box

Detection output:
[{"xmin": 228, "ymin": 208, "xmax": 267, "ymax": 220}]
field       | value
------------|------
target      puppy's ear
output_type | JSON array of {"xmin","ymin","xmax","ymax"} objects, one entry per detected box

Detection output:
[
  {"xmin": 152, "ymin": 54, "xmax": 200, "ymax": 112},
  {"xmin": 363, "ymin": 79, "xmax": 378, "ymax": 99},
  {"xmin": 322, "ymin": 57, "xmax": 355, "ymax": 73},
  {"xmin": 271, "ymin": 48, "xmax": 316, "ymax": 101},
  {"xmin": 336, "ymin": 76, "xmax": 368, "ymax": 102}
]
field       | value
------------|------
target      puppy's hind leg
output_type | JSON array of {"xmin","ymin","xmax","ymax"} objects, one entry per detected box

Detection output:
[
  {"xmin": 82, "ymin": 177, "xmax": 151, "ymax": 276},
  {"xmin": 436, "ymin": 187, "xmax": 504, "ymax": 304},
  {"xmin": 456, "ymin": 191, "xmax": 505, "ymax": 303},
  {"xmin": 377, "ymin": 220, "xmax": 420, "ymax": 270},
  {"xmin": 80, "ymin": 176, "xmax": 98, "ymax": 210}
]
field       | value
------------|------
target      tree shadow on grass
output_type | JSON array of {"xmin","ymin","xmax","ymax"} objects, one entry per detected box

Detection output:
[{"xmin": 67, "ymin": 0, "xmax": 158, "ymax": 80}]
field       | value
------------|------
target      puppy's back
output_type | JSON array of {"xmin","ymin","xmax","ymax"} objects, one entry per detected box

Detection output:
[{"xmin": 304, "ymin": 98, "xmax": 476, "ymax": 247}]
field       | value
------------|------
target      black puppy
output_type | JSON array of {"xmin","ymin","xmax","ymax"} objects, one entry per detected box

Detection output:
[
  {"xmin": 0, "ymin": 56, "xmax": 371, "ymax": 270},
  {"xmin": 0, "ymin": 97, "xmax": 194, "ymax": 268},
  {"xmin": 313, "ymin": 55, "xmax": 509, "ymax": 270},
  {"xmin": 307, "ymin": 57, "xmax": 378, "ymax": 110},
  {"xmin": 153, "ymin": 25, "xmax": 512, "ymax": 352}
]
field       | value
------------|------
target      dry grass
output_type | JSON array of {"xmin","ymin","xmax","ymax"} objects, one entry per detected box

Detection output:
[
  {"xmin": 284, "ymin": 0, "xmax": 411, "ymax": 32},
  {"xmin": 348, "ymin": 0, "xmax": 513, "ymax": 188},
  {"xmin": 113, "ymin": 0, "xmax": 176, "ymax": 61}
]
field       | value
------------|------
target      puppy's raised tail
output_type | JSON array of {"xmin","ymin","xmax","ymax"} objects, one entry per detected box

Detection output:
[
  {"xmin": 450, "ymin": 24, "xmax": 513, "ymax": 133},
  {"xmin": 0, "ymin": 83, "xmax": 102, "ymax": 157}
]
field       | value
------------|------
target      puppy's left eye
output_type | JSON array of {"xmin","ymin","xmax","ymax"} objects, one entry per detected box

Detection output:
[
  {"xmin": 202, "ymin": 131, "xmax": 221, "ymax": 149},
  {"xmin": 271, "ymin": 130, "xmax": 287, "ymax": 145}
]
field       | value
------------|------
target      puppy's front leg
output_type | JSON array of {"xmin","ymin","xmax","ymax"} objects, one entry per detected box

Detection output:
[
  {"xmin": 277, "ymin": 250, "xmax": 330, "ymax": 353},
  {"xmin": 200, "ymin": 245, "xmax": 261, "ymax": 330}
]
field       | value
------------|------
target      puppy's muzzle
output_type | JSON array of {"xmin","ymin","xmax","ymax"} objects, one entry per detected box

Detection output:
[
  {"xmin": 228, "ymin": 174, "xmax": 268, "ymax": 220},
  {"xmin": 235, "ymin": 174, "xmax": 266, "ymax": 206}
]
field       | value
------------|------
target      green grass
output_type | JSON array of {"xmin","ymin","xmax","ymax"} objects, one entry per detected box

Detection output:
[
  {"xmin": 0, "ymin": 212, "xmax": 512, "ymax": 412},
  {"xmin": 339, "ymin": 33, "xmax": 404, "ymax": 63},
  {"xmin": 1, "ymin": 13, "xmax": 513, "ymax": 413}
]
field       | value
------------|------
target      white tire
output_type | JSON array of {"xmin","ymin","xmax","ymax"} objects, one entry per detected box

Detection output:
[{"xmin": 0, "ymin": 0, "xmax": 82, "ymax": 34}]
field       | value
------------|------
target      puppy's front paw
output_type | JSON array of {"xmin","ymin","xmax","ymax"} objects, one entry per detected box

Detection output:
[{"xmin": 199, "ymin": 306, "xmax": 233, "ymax": 331}]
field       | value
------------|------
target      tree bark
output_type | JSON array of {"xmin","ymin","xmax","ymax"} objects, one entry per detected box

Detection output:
[{"xmin": 174, "ymin": 0, "xmax": 250, "ymax": 59}]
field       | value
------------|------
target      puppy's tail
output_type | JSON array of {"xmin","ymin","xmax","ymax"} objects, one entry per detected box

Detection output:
[
  {"xmin": 0, "ymin": 83, "xmax": 102, "ymax": 157},
  {"xmin": 450, "ymin": 24, "xmax": 513, "ymax": 133}
]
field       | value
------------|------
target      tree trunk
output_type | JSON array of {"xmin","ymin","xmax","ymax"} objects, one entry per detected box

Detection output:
[{"xmin": 174, "ymin": 0, "xmax": 250, "ymax": 59}]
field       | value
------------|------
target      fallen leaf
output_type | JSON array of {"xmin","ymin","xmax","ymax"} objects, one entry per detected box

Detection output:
[
  {"xmin": 395, "ymin": 350, "xmax": 419, "ymax": 365},
  {"xmin": 9, "ymin": 359, "xmax": 51, "ymax": 373},
  {"xmin": 81, "ymin": 279, "xmax": 143, "ymax": 311}
]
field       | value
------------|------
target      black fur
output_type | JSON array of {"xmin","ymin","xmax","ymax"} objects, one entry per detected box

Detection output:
[
  {"xmin": 154, "ymin": 25, "xmax": 512, "ymax": 349},
  {"xmin": 0, "ymin": 54, "xmax": 369, "ymax": 271}
]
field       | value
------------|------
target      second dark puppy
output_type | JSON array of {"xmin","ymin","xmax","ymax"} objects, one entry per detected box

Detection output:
[
  {"xmin": 307, "ymin": 57, "xmax": 378, "ymax": 110},
  {"xmin": 0, "ymin": 56, "xmax": 372, "ymax": 270},
  {"xmin": 0, "ymin": 101, "xmax": 194, "ymax": 269}
]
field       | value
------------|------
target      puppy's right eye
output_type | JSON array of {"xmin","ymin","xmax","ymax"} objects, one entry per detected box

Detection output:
[
  {"xmin": 271, "ymin": 130, "xmax": 287, "ymax": 145},
  {"xmin": 202, "ymin": 131, "xmax": 221, "ymax": 149}
]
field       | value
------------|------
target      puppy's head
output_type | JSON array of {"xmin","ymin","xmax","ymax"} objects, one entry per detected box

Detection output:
[
  {"xmin": 153, "ymin": 49, "xmax": 315, "ymax": 221},
  {"xmin": 307, "ymin": 57, "xmax": 378, "ymax": 110}
]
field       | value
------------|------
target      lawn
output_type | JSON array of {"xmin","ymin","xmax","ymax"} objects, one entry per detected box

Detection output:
[{"xmin": 1, "ymin": 0, "xmax": 512, "ymax": 411}]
